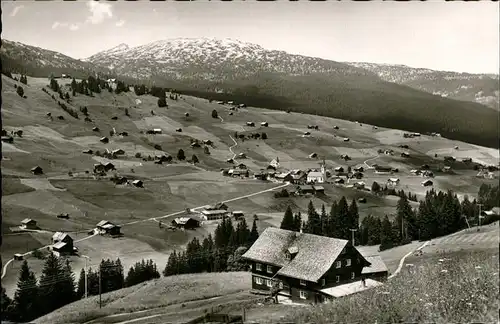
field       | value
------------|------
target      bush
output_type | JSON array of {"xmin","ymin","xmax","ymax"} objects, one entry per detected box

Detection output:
[
  {"xmin": 211, "ymin": 110, "xmax": 218, "ymax": 119},
  {"xmin": 135, "ymin": 152, "xmax": 141, "ymax": 158},
  {"xmin": 16, "ymin": 86, "xmax": 24, "ymax": 97}
]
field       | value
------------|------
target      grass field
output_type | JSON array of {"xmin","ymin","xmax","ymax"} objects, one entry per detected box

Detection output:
[
  {"xmin": 2, "ymin": 74, "xmax": 499, "ymax": 306},
  {"xmin": 33, "ymin": 272, "xmax": 253, "ymax": 324}
]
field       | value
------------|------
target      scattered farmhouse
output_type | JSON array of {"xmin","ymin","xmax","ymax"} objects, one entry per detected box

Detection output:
[
  {"xmin": 303, "ymin": 131, "xmax": 311, "ymax": 136},
  {"xmin": 353, "ymin": 166, "xmax": 364, "ymax": 172},
  {"xmin": 132, "ymin": 180, "xmax": 144, "ymax": 188},
  {"xmin": 462, "ymin": 157, "xmax": 472, "ymax": 163},
  {"xmin": 31, "ymin": 166, "xmax": 43, "ymax": 175},
  {"xmin": 21, "ymin": 218, "xmax": 37, "ymax": 230},
  {"xmin": 422, "ymin": 179, "xmax": 433, "ymax": 187},
  {"xmin": 308, "ymin": 153, "xmax": 318, "ymax": 159},
  {"xmin": 1, "ymin": 136, "xmax": 14, "ymax": 143},
  {"xmin": 343, "ymin": 138, "xmax": 350, "ymax": 142},
  {"xmin": 242, "ymin": 228, "xmax": 382, "ymax": 303},
  {"xmin": 112, "ymin": 149, "xmax": 125, "ymax": 156},
  {"xmin": 275, "ymin": 171, "xmax": 293, "ymax": 183},
  {"xmin": 92, "ymin": 127, "xmax": 100, "ymax": 132},
  {"xmin": 387, "ymin": 178, "xmax": 400, "ymax": 186},
  {"xmin": 171, "ymin": 217, "xmax": 201, "ymax": 230},
  {"xmin": 237, "ymin": 153, "xmax": 247, "ymax": 159},
  {"xmin": 353, "ymin": 181, "xmax": 366, "ymax": 190},
  {"xmin": 261, "ymin": 122, "xmax": 269, "ymax": 127},
  {"xmin": 201, "ymin": 209, "xmax": 230, "ymax": 221},
  {"xmin": 57, "ymin": 213, "xmax": 69, "ymax": 219},
  {"xmin": 246, "ymin": 122, "xmax": 255, "ymax": 127},
  {"xmin": 374, "ymin": 165, "xmax": 392, "ymax": 174},
  {"xmin": 334, "ymin": 166, "xmax": 344, "ymax": 173},
  {"xmin": 100, "ymin": 137, "xmax": 109, "ymax": 143},
  {"xmin": 96, "ymin": 220, "xmax": 121, "ymax": 236},
  {"xmin": 400, "ymin": 152, "xmax": 410, "ymax": 158},
  {"xmin": 51, "ymin": 232, "xmax": 75, "ymax": 255},
  {"xmin": 232, "ymin": 211, "xmax": 245, "ymax": 219}
]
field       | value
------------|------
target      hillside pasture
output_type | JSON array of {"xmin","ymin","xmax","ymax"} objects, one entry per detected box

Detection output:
[{"xmin": 2, "ymin": 177, "xmax": 36, "ymax": 196}]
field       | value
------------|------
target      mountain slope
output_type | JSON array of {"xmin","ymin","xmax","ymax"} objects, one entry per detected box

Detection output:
[
  {"xmin": 0, "ymin": 39, "xmax": 113, "ymax": 79},
  {"xmin": 86, "ymin": 38, "xmax": 499, "ymax": 148},
  {"xmin": 346, "ymin": 62, "xmax": 499, "ymax": 110},
  {"xmin": 1, "ymin": 38, "xmax": 499, "ymax": 148}
]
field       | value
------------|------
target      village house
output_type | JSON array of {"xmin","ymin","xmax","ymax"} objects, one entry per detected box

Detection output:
[
  {"xmin": 353, "ymin": 182, "xmax": 366, "ymax": 190},
  {"xmin": 350, "ymin": 172, "xmax": 363, "ymax": 180},
  {"xmin": 112, "ymin": 149, "xmax": 125, "ymax": 156},
  {"xmin": 51, "ymin": 232, "xmax": 74, "ymax": 255},
  {"xmin": 203, "ymin": 140, "xmax": 213, "ymax": 146},
  {"xmin": 334, "ymin": 166, "xmax": 344, "ymax": 173},
  {"xmin": 171, "ymin": 217, "xmax": 201, "ymax": 230},
  {"xmin": 275, "ymin": 172, "xmax": 293, "ymax": 183},
  {"xmin": 290, "ymin": 170, "xmax": 307, "ymax": 184},
  {"xmin": 481, "ymin": 207, "xmax": 500, "ymax": 218},
  {"xmin": 374, "ymin": 165, "xmax": 392, "ymax": 174},
  {"xmin": 232, "ymin": 211, "xmax": 245, "ymax": 219},
  {"xmin": 96, "ymin": 220, "xmax": 121, "ymax": 236},
  {"xmin": 442, "ymin": 166, "xmax": 452, "ymax": 173},
  {"xmin": 400, "ymin": 152, "xmax": 410, "ymax": 158},
  {"xmin": 242, "ymin": 228, "xmax": 384, "ymax": 303},
  {"xmin": 313, "ymin": 185, "xmax": 325, "ymax": 194},
  {"xmin": 201, "ymin": 209, "xmax": 229, "ymax": 221},
  {"xmin": 21, "ymin": 218, "xmax": 37, "ymax": 230},
  {"xmin": 254, "ymin": 171, "xmax": 268, "ymax": 181},
  {"xmin": 353, "ymin": 166, "xmax": 364, "ymax": 172},
  {"xmin": 236, "ymin": 163, "xmax": 247, "ymax": 170},
  {"xmin": 387, "ymin": 178, "xmax": 400, "ymax": 186},
  {"xmin": 31, "ymin": 166, "xmax": 43, "ymax": 175},
  {"xmin": 334, "ymin": 178, "xmax": 345, "ymax": 185},
  {"xmin": 296, "ymin": 185, "xmax": 315, "ymax": 195},
  {"xmin": 1, "ymin": 136, "xmax": 14, "ymax": 143},
  {"xmin": 422, "ymin": 170, "xmax": 434, "ymax": 178}
]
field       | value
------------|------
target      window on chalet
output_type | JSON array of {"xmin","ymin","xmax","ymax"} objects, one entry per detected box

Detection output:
[
  {"xmin": 256, "ymin": 263, "xmax": 262, "ymax": 271},
  {"xmin": 267, "ymin": 265, "xmax": 273, "ymax": 273},
  {"xmin": 321, "ymin": 278, "xmax": 325, "ymax": 286},
  {"xmin": 255, "ymin": 277, "xmax": 264, "ymax": 285},
  {"xmin": 351, "ymin": 272, "xmax": 355, "ymax": 279},
  {"xmin": 346, "ymin": 259, "xmax": 351, "ymax": 266},
  {"xmin": 266, "ymin": 279, "xmax": 273, "ymax": 287},
  {"xmin": 299, "ymin": 290, "xmax": 307, "ymax": 299},
  {"xmin": 335, "ymin": 261, "xmax": 341, "ymax": 268},
  {"xmin": 335, "ymin": 275, "xmax": 340, "ymax": 283},
  {"xmin": 300, "ymin": 279, "xmax": 307, "ymax": 286}
]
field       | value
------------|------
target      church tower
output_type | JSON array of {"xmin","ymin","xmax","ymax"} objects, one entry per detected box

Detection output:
[{"xmin": 320, "ymin": 158, "xmax": 326, "ymax": 183}]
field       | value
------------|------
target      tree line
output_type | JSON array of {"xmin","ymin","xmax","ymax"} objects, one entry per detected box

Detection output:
[
  {"xmin": 163, "ymin": 217, "xmax": 259, "ymax": 276},
  {"xmin": 1, "ymin": 254, "xmax": 160, "ymax": 323},
  {"xmin": 279, "ymin": 185, "xmax": 498, "ymax": 252}
]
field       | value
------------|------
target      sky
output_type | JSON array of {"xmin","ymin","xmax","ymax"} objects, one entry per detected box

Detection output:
[{"xmin": 2, "ymin": 1, "xmax": 499, "ymax": 74}]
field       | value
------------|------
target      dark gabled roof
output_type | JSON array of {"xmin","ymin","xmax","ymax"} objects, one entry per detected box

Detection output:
[{"xmin": 242, "ymin": 227, "xmax": 348, "ymax": 282}]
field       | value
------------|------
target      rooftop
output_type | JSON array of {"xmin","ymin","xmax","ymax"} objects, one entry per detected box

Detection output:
[
  {"xmin": 242, "ymin": 227, "xmax": 349, "ymax": 282},
  {"xmin": 320, "ymin": 278, "xmax": 383, "ymax": 298}
]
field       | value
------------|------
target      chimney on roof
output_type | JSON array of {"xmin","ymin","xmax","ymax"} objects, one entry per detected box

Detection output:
[{"xmin": 362, "ymin": 277, "xmax": 366, "ymax": 287}]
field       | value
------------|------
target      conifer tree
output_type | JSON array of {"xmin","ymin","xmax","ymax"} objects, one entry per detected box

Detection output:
[
  {"xmin": 348, "ymin": 199, "xmax": 360, "ymax": 243},
  {"xmin": 177, "ymin": 149, "xmax": 185, "ymax": 160},
  {"xmin": 1, "ymin": 287, "xmax": 12, "ymax": 321},
  {"xmin": 192, "ymin": 154, "xmax": 199, "ymax": 164},
  {"xmin": 379, "ymin": 215, "xmax": 395, "ymax": 251},
  {"xmin": 76, "ymin": 268, "xmax": 86, "ymax": 299},
  {"xmin": 38, "ymin": 252, "xmax": 73, "ymax": 315},
  {"xmin": 11, "ymin": 260, "xmax": 39, "ymax": 322},
  {"xmin": 280, "ymin": 206, "xmax": 295, "ymax": 230},
  {"xmin": 249, "ymin": 219, "xmax": 259, "ymax": 246},
  {"xmin": 327, "ymin": 201, "xmax": 339, "ymax": 238},
  {"xmin": 336, "ymin": 196, "xmax": 350, "ymax": 240},
  {"xmin": 305, "ymin": 200, "xmax": 321, "ymax": 235}
]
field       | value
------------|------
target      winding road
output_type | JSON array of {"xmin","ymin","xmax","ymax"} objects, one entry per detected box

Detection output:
[
  {"xmin": 388, "ymin": 240, "xmax": 430, "ymax": 280},
  {"xmin": 363, "ymin": 155, "xmax": 379, "ymax": 169}
]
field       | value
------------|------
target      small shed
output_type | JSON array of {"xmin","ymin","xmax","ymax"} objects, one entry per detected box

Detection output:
[
  {"xmin": 297, "ymin": 185, "xmax": 315, "ymax": 195},
  {"xmin": 153, "ymin": 128, "xmax": 162, "ymax": 134},
  {"xmin": 21, "ymin": 218, "xmax": 37, "ymax": 230},
  {"xmin": 171, "ymin": 217, "xmax": 201, "ymax": 230},
  {"xmin": 176, "ymin": 128, "xmax": 182, "ymax": 132},
  {"xmin": 31, "ymin": 166, "xmax": 44, "ymax": 175},
  {"xmin": 82, "ymin": 149, "xmax": 93, "ymax": 155},
  {"xmin": 261, "ymin": 122, "xmax": 269, "ymax": 127},
  {"xmin": 237, "ymin": 153, "xmax": 247, "ymax": 159},
  {"xmin": 132, "ymin": 180, "xmax": 144, "ymax": 188},
  {"xmin": 334, "ymin": 178, "xmax": 345, "ymax": 184},
  {"xmin": 112, "ymin": 149, "xmax": 125, "ymax": 156},
  {"xmin": 232, "ymin": 211, "xmax": 245, "ymax": 219},
  {"xmin": 422, "ymin": 180, "xmax": 433, "ymax": 187},
  {"xmin": 92, "ymin": 127, "xmax": 100, "ymax": 132},
  {"xmin": 353, "ymin": 166, "xmax": 364, "ymax": 172},
  {"xmin": 313, "ymin": 185, "xmax": 325, "ymax": 194},
  {"xmin": 343, "ymin": 138, "xmax": 350, "ymax": 142},
  {"xmin": 309, "ymin": 153, "xmax": 318, "ymax": 159},
  {"xmin": 246, "ymin": 122, "xmax": 255, "ymax": 127},
  {"xmin": 94, "ymin": 163, "xmax": 106, "ymax": 173},
  {"xmin": 400, "ymin": 152, "xmax": 410, "ymax": 158},
  {"xmin": 100, "ymin": 137, "xmax": 109, "ymax": 143},
  {"xmin": 57, "ymin": 213, "xmax": 69, "ymax": 219},
  {"xmin": 361, "ymin": 255, "xmax": 389, "ymax": 281},
  {"xmin": 1, "ymin": 136, "xmax": 14, "ymax": 143},
  {"xmin": 104, "ymin": 162, "xmax": 115, "ymax": 172},
  {"xmin": 334, "ymin": 166, "xmax": 344, "ymax": 173},
  {"xmin": 303, "ymin": 131, "xmax": 311, "ymax": 136}
]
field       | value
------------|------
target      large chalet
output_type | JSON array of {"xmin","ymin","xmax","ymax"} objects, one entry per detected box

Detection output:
[{"xmin": 242, "ymin": 227, "xmax": 386, "ymax": 303}]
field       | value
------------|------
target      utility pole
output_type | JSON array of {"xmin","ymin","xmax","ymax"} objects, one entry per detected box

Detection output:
[
  {"xmin": 82, "ymin": 255, "xmax": 90, "ymax": 298},
  {"xmin": 350, "ymin": 228, "xmax": 358, "ymax": 246},
  {"xmin": 99, "ymin": 264, "xmax": 102, "ymax": 308},
  {"xmin": 477, "ymin": 203, "xmax": 484, "ymax": 231}
]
